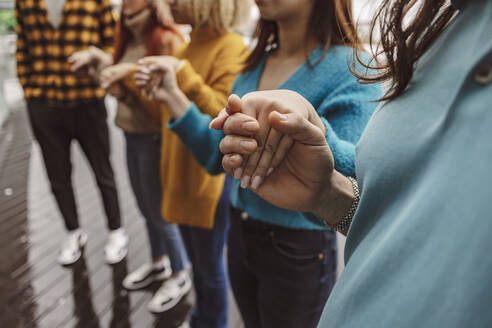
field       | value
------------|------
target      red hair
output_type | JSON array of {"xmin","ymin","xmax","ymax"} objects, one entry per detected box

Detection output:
[{"xmin": 113, "ymin": 6, "xmax": 184, "ymax": 64}]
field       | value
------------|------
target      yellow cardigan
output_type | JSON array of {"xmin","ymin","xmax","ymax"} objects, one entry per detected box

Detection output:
[{"xmin": 125, "ymin": 27, "xmax": 249, "ymax": 229}]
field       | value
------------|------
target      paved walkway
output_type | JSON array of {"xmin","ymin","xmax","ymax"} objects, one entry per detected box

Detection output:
[{"xmin": 0, "ymin": 98, "xmax": 242, "ymax": 327}]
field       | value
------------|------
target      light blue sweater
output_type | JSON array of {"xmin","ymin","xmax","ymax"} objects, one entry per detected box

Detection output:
[
  {"xmin": 319, "ymin": 1, "xmax": 492, "ymax": 327},
  {"xmin": 170, "ymin": 46, "xmax": 380, "ymax": 230}
]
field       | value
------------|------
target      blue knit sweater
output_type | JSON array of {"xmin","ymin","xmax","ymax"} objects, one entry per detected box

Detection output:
[{"xmin": 170, "ymin": 46, "xmax": 381, "ymax": 230}]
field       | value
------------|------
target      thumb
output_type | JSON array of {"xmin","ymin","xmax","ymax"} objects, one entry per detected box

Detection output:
[{"xmin": 269, "ymin": 111, "xmax": 327, "ymax": 146}]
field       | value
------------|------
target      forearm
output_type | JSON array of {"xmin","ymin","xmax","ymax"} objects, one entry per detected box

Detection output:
[
  {"xmin": 90, "ymin": 46, "xmax": 113, "ymax": 71},
  {"xmin": 162, "ymin": 88, "xmax": 191, "ymax": 120}
]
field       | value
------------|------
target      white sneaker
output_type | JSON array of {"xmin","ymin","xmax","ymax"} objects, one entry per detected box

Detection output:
[
  {"xmin": 58, "ymin": 230, "xmax": 88, "ymax": 266},
  {"xmin": 147, "ymin": 272, "xmax": 192, "ymax": 313},
  {"xmin": 105, "ymin": 228, "xmax": 129, "ymax": 264},
  {"xmin": 122, "ymin": 260, "xmax": 172, "ymax": 290},
  {"xmin": 177, "ymin": 322, "xmax": 190, "ymax": 328}
]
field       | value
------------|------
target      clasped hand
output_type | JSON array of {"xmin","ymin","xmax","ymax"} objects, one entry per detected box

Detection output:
[
  {"xmin": 68, "ymin": 46, "xmax": 113, "ymax": 77},
  {"xmin": 99, "ymin": 63, "xmax": 136, "ymax": 100},
  {"xmin": 210, "ymin": 90, "xmax": 337, "ymax": 216},
  {"xmin": 134, "ymin": 56, "xmax": 183, "ymax": 102}
]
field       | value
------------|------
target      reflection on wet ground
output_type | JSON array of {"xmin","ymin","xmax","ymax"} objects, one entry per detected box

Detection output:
[{"xmin": 0, "ymin": 104, "xmax": 242, "ymax": 327}]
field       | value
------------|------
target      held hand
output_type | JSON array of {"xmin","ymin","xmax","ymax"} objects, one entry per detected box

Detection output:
[
  {"xmin": 68, "ymin": 46, "xmax": 112, "ymax": 74},
  {"xmin": 135, "ymin": 56, "xmax": 182, "ymax": 102},
  {"xmin": 68, "ymin": 49, "xmax": 95, "ymax": 72},
  {"xmin": 214, "ymin": 90, "xmax": 326, "ymax": 187},
  {"xmin": 214, "ymin": 90, "xmax": 336, "ymax": 215},
  {"xmin": 99, "ymin": 63, "xmax": 135, "ymax": 89},
  {"xmin": 135, "ymin": 56, "xmax": 190, "ymax": 119}
]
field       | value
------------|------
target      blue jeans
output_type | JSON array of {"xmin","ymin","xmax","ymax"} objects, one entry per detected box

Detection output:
[
  {"xmin": 125, "ymin": 132, "xmax": 188, "ymax": 272},
  {"xmin": 179, "ymin": 176, "xmax": 231, "ymax": 328},
  {"xmin": 228, "ymin": 207, "xmax": 337, "ymax": 328}
]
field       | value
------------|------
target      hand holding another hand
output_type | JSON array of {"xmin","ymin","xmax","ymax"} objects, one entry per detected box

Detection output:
[
  {"xmin": 68, "ymin": 46, "xmax": 113, "ymax": 76},
  {"xmin": 99, "ymin": 63, "xmax": 135, "ymax": 99},
  {"xmin": 134, "ymin": 56, "xmax": 184, "ymax": 102},
  {"xmin": 134, "ymin": 56, "xmax": 190, "ymax": 119},
  {"xmin": 211, "ymin": 90, "xmax": 342, "ymax": 217}
]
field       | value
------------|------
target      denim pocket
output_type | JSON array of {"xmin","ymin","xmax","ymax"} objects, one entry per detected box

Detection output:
[{"xmin": 269, "ymin": 230, "xmax": 330, "ymax": 269}]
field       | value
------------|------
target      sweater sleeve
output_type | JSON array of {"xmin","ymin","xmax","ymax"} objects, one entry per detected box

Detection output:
[
  {"xmin": 175, "ymin": 45, "xmax": 249, "ymax": 117},
  {"xmin": 15, "ymin": 0, "xmax": 31, "ymax": 91},
  {"xmin": 168, "ymin": 103, "xmax": 225, "ymax": 175},
  {"xmin": 318, "ymin": 80, "xmax": 381, "ymax": 178}
]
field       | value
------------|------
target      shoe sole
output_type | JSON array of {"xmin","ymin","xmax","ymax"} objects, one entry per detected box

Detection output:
[
  {"xmin": 58, "ymin": 233, "xmax": 88, "ymax": 266},
  {"xmin": 148, "ymin": 278, "xmax": 192, "ymax": 314}
]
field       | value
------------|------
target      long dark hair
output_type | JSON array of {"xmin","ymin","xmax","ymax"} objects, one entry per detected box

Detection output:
[
  {"xmin": 113, "ymin": 5, "xmax": 183, "ymax": 64},
  {"xmin": 245, "ymin": 0, "xmax": 358, "ymax": 71},
  {"xmin": 354, "ymin": 0, "xmax": 458, "ymax": 101}
]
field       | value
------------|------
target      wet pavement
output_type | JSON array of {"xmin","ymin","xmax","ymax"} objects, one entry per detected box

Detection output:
[{"xmin": 0, "ymin": 101, "xmax": 243, "ymax": 327}]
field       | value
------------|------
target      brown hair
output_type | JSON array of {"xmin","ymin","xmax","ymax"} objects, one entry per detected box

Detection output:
[
  {"xmin": 353, "ymin": 0, "xmax": 458, "ymax": 101},
  {"xmin": 245, "ymin": 0, "xmax": 358, "ymax": 71},
  {"xmin": 113, "ymin": 5, "xmax": 184, "ymax": 64}
]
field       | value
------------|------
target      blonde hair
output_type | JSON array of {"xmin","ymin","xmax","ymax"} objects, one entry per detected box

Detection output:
[{"xmin": 180, "ymin": 0, "xmax": 251, "ymax": 32}]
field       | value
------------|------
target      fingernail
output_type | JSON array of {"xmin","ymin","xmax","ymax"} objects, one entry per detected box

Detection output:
[
  {"xmin": 267, "ymin": 167, "xmax": 274, "ymax": 176},
  {"xmin": 242, "ymin": 121, "xmax": 259, "ymax": 133},
  {"xmin": 251, "ymin": 176, "xmax": 263, "ymax": 190},
  {"xmin": 234, "ymin": 167, "xmax": 243, "ymax": 180},
  {"xmin": 240, "ymin": 140, "xmax": 255, "ymax": 151},
  {"xmin": 240, "ymin": 175, "xmax": 250, "ymax": 189}
]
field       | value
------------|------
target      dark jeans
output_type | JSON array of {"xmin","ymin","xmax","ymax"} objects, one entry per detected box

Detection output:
[
  {"xmin": 125, "ymin": 132, "xmax": 188, "ymax": 272},
  {"xmin": 27, "ymin": 99, "xmax": 121, "ymax": 231},
  {"xmin": 179, "ymin": 176, "xmax": 231, "ymax": 328},
  {"xmin": 228, "ymin": 207, "xmax": 337, "ymax": 328}
]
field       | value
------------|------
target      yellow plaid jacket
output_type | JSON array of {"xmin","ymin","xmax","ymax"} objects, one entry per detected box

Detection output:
[{"xmin": 15, "ymin": 0, "xmax": 116, "ymax": 106}]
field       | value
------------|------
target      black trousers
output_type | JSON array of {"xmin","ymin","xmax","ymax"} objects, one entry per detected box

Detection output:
[
  {"xmin": 27, "ymin": 99, "xmax": 121, "ymax": 231},
  {"xmin": 228, "ymin": 207, "xmax": 337, "ymax": 328}
]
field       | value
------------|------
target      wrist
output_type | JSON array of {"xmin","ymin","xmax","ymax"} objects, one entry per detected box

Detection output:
[
  {"xmin": 90, "ymin": 46, "xmax": 113, "ymax": 69},
  {"xmin": 313, "ymin": 171, "xmax": 356, "ymax": 226},
  {"xmin": 162, "ymin": 88, "xmax": 190, "ymax": 119}
]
